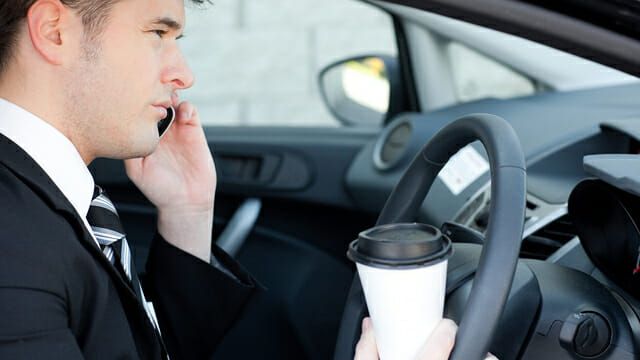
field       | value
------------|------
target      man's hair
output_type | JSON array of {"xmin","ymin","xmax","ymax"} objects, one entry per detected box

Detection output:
[{"xmin": 0, "ymin": 0, "xmax": 208, "ymax": 75}]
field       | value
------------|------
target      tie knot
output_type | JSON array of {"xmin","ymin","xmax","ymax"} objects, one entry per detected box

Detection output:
[
  {"xmin": 88, "ymin": 185, "xmax": 125, "ymax": 245},
  {"xmin": 91, "ymin": 185, "xmax": 118, "ymax": 215}
]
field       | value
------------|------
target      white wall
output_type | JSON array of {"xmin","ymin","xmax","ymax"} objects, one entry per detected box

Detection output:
[{"xmin": 180, "ymin": 0, "xmax": 397, "ymax": 126}]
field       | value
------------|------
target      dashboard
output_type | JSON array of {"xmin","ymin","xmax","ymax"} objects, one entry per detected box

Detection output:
[
  {"xmin": 342, "ymin": 82, "xmax": 640, "ymax": 358},
  {"xmin": 346, "ymin": 82, "xmax": 640, "ymax": 260}
]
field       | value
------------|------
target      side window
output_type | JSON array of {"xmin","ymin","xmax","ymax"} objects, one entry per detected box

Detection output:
[
  {"xmin": 181, "ymin": 0, "xmax": 397, "ymax": 127},
  {"xmin": 447, "ymin": 42, "xmax": 536, "ymax": 103}
]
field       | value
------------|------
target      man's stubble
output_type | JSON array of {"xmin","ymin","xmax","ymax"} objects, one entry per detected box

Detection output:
[{"xmin": 62, "ymin": 37, "xmax": 159, "ymax": 163}]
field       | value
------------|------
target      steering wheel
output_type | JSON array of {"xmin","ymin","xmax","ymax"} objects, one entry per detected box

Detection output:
[{"xmin": 334, "ymin": 114, "xmax": 527, "ymax": 360}]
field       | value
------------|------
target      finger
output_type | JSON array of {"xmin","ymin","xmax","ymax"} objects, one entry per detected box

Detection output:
[
  {"xmin": 417, "ymin": 319, "xmax": 457, "ymax": 360},
  {"xmin": 175, "ymin": 102, "xmax": 201, "ymax": 126},
  {"xmin": 354, "ymin": 317, "xmax": 379, "ymax": 360},
  {"xmin": 485, "ymin": 353, "xmax": 499, "ymax": 360},
  {"xmin": 176, "ymin": 102, "xmax": 193, "ymax": 124}
]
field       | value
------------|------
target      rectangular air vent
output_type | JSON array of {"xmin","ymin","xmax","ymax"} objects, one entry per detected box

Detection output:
[{"xmin": 521, "ymin": 215, "xmax": 577, "ymax": 259}]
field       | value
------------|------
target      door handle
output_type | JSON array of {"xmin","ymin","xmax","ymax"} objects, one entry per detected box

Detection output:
[{"xmin": 216, "ymin": 198, "xmax": 262, "ymax": 257}]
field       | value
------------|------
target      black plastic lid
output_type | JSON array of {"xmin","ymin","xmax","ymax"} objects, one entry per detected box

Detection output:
[{"xmin": 347, "ymin": 223, "xmax": 453, "ymax": 268}]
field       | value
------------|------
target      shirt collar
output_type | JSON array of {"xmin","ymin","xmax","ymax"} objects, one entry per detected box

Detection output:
[{"xmin": 0, "ymin": 97, "xmax": 94, "ymax": 218}]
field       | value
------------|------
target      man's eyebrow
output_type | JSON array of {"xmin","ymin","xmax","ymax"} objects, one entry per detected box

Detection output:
[{"xmin": 151, "ymin": 17, "xmax": 184, "ymax": 31}]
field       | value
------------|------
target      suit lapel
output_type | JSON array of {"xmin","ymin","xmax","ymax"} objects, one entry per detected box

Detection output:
[{"xmin": 0, "ymin": 134, "xmax": 139, "ymax": 301}]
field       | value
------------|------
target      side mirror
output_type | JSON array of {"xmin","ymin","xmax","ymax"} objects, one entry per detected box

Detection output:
[{"xmin": 318, "ymin": 55, "xmax": 406, "ymax": 127}]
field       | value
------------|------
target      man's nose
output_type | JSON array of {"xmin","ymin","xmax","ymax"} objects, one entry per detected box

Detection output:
[{"xmin": 163, "ymin": 45, "xmax": 195, "ymax": 90}]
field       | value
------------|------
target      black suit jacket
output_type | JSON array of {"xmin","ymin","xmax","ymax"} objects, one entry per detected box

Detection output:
[{"xmin": 0, "ymin": 134, "xmax": 262, "ymax": 359}]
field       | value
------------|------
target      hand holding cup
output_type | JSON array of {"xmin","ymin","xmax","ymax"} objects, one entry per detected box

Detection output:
[
  {"xmin": 347, "ymin": 223, "xmax": 452, "ymax": 360},
  {"xmin": 355, "ymin": 317, "xmax": 499, "ymax": 360}
]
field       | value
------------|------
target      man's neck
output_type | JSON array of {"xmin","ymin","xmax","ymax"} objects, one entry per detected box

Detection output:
[{"xmin": 0, "ymin": 86, "xmax": 95, "ymax": 166}]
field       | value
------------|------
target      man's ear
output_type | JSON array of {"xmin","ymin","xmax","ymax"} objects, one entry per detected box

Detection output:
[{"xmin": 26, "ymin": 0, "xmax": 75, "ymax": 65}]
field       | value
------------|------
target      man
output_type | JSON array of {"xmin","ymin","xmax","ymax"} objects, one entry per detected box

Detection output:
[
  {"xmin": 0, "ymin": 0, "xmax": 260, "ymax": 359},
  {"xmin": 0, "ymin": 0, "xmax": 474, "ymax": 359}
]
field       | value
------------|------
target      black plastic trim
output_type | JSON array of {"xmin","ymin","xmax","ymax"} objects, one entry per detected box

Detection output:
[{"xmin": 378, "ymin": 0, "xmax": 640, "ymax": 77}]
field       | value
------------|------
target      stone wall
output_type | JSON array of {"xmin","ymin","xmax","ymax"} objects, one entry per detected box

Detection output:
[{"xmin": 180, "ymin": 0, "xmax": 397, "ymax": 126}]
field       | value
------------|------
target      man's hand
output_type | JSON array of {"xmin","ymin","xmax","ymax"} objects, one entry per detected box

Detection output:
[
  {"xmin": 125, "ymin": 101, "xmax": 215, "ymax": 263},
  {"xmin": 354, "ymin": 317, "xmax": 498, "ymax": 360}
]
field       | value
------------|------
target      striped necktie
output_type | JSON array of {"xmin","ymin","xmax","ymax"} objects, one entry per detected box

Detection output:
[{"xmin": 87, "ymin": 185, "xmax": 168, "ymax": 357}]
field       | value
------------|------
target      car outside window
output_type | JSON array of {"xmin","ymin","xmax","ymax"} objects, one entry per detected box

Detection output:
[
  {"xmin": 447, "ymin": 42, "xmax": 537, "ymax": 103},
  {"xmin": 180, "ymin": 0, "xmax": 397, "ymax": 127}
]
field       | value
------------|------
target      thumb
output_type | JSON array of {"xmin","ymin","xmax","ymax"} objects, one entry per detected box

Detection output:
[
  {"xmin": 417, "ymin": 319, "xmax": 457, "ymax": 360},
  {"xmin": 354, "ymin": 317, "xmax": 379, "ymax": 360}
]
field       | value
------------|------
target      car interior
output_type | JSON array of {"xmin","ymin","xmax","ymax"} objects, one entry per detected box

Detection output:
[{"xmin": 88, "ymin": 0, "xmax": 640, "ymax": 359}]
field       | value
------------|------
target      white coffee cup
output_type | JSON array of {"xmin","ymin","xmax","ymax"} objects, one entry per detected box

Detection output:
[{"xmin": 347, "ymin": 223, "xmax": 452, "ymax": 360}]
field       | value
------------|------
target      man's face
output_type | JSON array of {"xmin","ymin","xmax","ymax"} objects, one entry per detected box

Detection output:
[{"xmin": 63, "ymin": 0, "xmax": 193, "ymax": 161}]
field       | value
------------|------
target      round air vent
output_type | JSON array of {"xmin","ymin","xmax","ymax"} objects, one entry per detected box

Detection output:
[{"xmin": 373, "ymin": 118, "xmax": 413, "ymax": 171}]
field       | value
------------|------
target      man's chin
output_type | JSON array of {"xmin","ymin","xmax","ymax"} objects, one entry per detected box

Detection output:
[
  {"xmin": 133, "ymin": 144, "xmax": 159, "ymax": 159},
  {"xmin": 120, "ymin": 135, "xmax": 160, "ymax": 160}
]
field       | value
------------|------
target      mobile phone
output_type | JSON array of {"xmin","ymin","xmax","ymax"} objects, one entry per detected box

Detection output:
[{"xmin": 157, "ymin": 106, "xmax": 175, "ymax": 138}]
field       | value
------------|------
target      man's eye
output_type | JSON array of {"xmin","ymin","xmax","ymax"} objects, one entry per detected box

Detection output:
[{"xmin": 152, "ymin": 30, "xmax": 168, "ymax": 38}]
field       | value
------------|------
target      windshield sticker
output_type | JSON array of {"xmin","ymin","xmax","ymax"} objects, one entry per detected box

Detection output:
[{"xmin": 438, "ymin": 145, "xmax": 489, "ymax": 196}]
